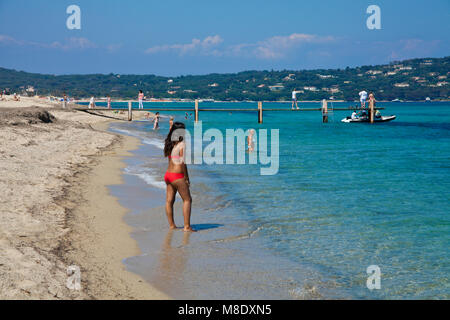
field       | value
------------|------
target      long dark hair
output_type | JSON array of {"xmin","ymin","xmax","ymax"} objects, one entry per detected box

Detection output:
[{"xmin": 164, "ymin": 122, "xmax": 185, "ymax": 157}]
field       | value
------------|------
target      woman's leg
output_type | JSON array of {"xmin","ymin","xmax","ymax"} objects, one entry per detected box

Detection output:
[
  {"xmin": 165, "ymin": 183, "xmax": 177, "ymax": 229},
  {"xmin": 172, "ymin": 179, "xmax": 194, "ymax": 232}
]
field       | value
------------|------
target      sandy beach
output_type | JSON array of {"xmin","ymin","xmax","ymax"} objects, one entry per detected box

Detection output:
[{"xmin": 0, "ymin": 97, "xmax": 167, "ymax": 299}]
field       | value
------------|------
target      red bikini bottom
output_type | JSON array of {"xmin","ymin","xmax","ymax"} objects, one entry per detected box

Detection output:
[{"xmin": 164, "ymin": 171, "xmax": 185, "ymax": 184}]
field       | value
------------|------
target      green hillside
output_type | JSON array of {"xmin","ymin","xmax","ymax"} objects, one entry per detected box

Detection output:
[{"xmin": 1, "ymin": 56, "xmax": 449, "ymax": 101}]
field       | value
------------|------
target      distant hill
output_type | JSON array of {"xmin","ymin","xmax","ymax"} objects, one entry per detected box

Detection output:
[{"xmin": 0, "ymin": 56, "xmax": 449, "ymax": 101}]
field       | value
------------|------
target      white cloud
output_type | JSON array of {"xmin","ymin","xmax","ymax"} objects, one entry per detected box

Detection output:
[
  {"xmin": 0, "ymin": 34, "xmax": 24, "ymax": 45},
  {"xmin": 49, "ymin": 37, "xmax": 97, "ymax": 50},
  {"xmin": 145, "ymin": 35, "xmax": 223, "ymax": 55},
  {"xmin": 145, "ymin": 33, "xmax": 335, "ymax": 59},
  {"xmin": 106, "ymin": 43, "xmax": 123, "ymax": 52},
  {"xmin": 381, "ymin": 39, "xmax": 443, "ymax": 62},
  {"xmin": 0, "ymin": 34, "xmax": 118, "ymax": 52},
  {"xmin": 230, "ymin": 33, "xmax": 335, "ymax": 59}
]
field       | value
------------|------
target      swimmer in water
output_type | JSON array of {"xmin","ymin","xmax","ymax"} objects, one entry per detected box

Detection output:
[
  {"xmin": 153, "ymin": 112, "xmax": 160, "ymax": 130},
  {"xmin": 247, "ymin": 129, "xmax": 255, "ymax": 152}
]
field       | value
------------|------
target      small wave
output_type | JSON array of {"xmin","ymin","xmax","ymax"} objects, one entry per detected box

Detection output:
[
  {"xmin": 289, "ymin": 284, "xmax": 323, "ymax": 300},
  {"xmin": 211, "ymin": 226, "xmax": 263, "ymax": 243},
  {"xmin": 111, "ymin": 127, "xmax": 136, "ymax": 136},
  {"xmin": 143, "ymin": 138, "xmax": 165, "ymax": 150},
  {"xmin": 124, "ymin": 166, "xmax": 166, "ymax": 190},
  {"xmin": 111, "ymin": 127, "xmax": 165, "ymax": 150}
]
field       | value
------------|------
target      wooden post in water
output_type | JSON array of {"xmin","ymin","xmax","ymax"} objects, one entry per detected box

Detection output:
[
  {"xmin": 369, "ymin": 99, "xmax": 374, "ymax": 124},
  {"xmin": 128, "ymin": 101, "xmax": 132, "ymax": 121},
  {"xmin": 322, "ymin": 99, "xmax": 328, "ymax": 123},
  {"xmin": 195, "ymin": 99, "xmax": 199, "ymax": 123},
  {"xmin": 258, "ymin": 101, "xmax": 263, "ymax": 124}
]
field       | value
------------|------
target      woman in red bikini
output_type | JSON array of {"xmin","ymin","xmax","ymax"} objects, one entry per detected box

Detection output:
[{"xmin": 164, "ymin": 122, "xmax": 195, "ymax": 232}]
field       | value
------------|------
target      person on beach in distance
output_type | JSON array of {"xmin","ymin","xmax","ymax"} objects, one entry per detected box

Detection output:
[
  {"xmin": 164, "ymin": 122, "xmax": 195, "ymax": 232},
  {"xmin": 153, "ymin": 112, "xmax": 160, "ymax": 130},
  {"xmin": 107, "ymin": 95, "xmax": 111, "ymax": 109},
  {"xmin": 138, "ymin": 90, "xmax": 144, "ymax": 109},
  {"xmin": 89, "ymin": 96, "xmax": 95, "ymax": 109},
  {"xmin": 291, "ymin": 89, "xmax": 300, "ymax": 110},
  {"xmin": 62, "ymin": 93, "xmax": 68, "ymax": 108},
  {"xmin": 359, "ymin": 90, "xmax": 368, "ymax": 109}
]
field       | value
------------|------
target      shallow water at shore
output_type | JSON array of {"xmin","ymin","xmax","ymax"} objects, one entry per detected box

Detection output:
[
  {"xmin": 108, "ymin": 102, "xmax": 450, "ymax": 299},
  {"xmin": 108, "ymin": 130, "xmax": 336, "ymax": 299}
]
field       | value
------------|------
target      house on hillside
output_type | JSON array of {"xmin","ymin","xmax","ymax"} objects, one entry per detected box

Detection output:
[
  {"xmin": 268, "ymin": 84, "xmax": 285, "ymax": 92},
  {"xmin": 317, "ymin": 74, "xmax": 333, "ymax": 79},
  {"xmin": 25, "ymin": 86, "xmax": 35, "ymax": 96},
  {"xmin": 366, "ymin": 70, "xmax": 383, "ymax": 75},
  {"xmin": 322, "ymin": 87, "xmax": 340, "ymax": 93}
]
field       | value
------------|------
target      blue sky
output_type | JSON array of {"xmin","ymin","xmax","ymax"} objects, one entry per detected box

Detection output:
[{"xmin": 0, "ymin": 0, "xmax": 449, "ymax": 75}]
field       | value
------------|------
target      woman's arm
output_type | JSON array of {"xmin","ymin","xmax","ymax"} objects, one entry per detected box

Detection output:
[
  {"xmin": 183, "ymin": 164, "xmax": 190, "ymax": 185},
  {"xmin": 180, "ymin": 144, "xmax": 190, "ymax": 185}
]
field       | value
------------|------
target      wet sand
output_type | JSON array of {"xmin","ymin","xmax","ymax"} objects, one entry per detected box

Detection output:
[{"xmin": 63, "ymin": 121, "xmax": 169, "ymax": 299}]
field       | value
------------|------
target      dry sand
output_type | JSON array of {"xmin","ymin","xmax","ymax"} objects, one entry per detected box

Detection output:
[{"xmin": 0, "ymin": 97, "xmax": 167, "ymax": 299}]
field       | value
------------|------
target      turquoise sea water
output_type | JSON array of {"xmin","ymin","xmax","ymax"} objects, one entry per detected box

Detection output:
[{"xmin": 107, "ymin": 102, "xmax": 449, "ymax": 299}]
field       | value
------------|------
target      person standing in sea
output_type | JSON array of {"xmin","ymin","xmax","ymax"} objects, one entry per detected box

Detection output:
[
  {"xmin": 153, "ymin": 112, "xmax": 160, "ymax": 130},
  {"xmin": 369, "ymin": 92, "xmax": 376, "ymax": 106},
  {"xmin": 247, "ymin": 129, "xmax": 255, "ymax": 152},
  {"xmin": 163, "ymin": 122, "xmax": 195, "ymax": 232},
  {"xmin": 107, "ymin": 95, "xmax": 111, "ymax": 109},
  {"xmin": 138, "ymin": 90, "xmax": 144, "ymax": 109}
]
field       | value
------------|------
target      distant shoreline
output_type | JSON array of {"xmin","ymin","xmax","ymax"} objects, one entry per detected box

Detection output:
[
  {"xmin": 2, "ymin": 56, "xmax": 449, "ymax": 103},
  {"xmin": 74, "ymin": 99, "xmax": 450, "ymax": 103}
]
